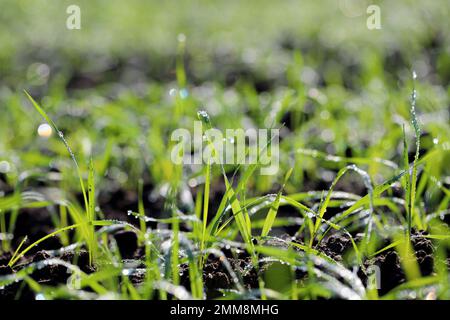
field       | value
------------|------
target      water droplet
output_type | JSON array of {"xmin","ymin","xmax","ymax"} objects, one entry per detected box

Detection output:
[
  {"xmin": 179, "ymin": 88, "xmax": 188, "ymax": 99},
  {"xmin": 37, "ymin": 123, "xmax": 52, "ymax": 138},
  {"xmin": 412, "ymin": 71, "xmax": 417, "ymax": 80},
  {"xmin": 169, "ymin": 88, "xmax": 177, "ymax": 97},
  {"xmin": 197, "ymin": 110, "xmax": 210, "ymax": 124},
  {"xmin": 177, "ymin": 33, "xmax": 186, "ymax": 43},
  {"xmin": 35, "ymin": 293, "xmax": 46, "ymax": 300},
  {"xmin": 0, "ymin": 161, "xmax": 11, "ymax": 173},
  {"xmin": 27, "ymin": 63, "xmax": 50, "ymax": 86},
  {"xmin": 433, "ymin": 138, "xmax": 439, "ymax": 145},
  {"xmin": 188, "ymin": 178, "xmax": 198, "ymax": 187}
]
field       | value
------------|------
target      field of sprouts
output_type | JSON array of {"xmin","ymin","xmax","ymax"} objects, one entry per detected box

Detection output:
[{"xmin": 0, "ymin": 0, "xmax": 449, "ymax": 302}]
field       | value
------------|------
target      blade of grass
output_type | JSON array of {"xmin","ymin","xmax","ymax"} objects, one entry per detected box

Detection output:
[
  {"xmin": 311, "ymin": 165, "xmax": 374, "ymax": 247},
  {"xmin": 261, "ymin": 168, "xmax": 293, "ymax": 237},
  {"xmin": 402, "ymin": 125, "xmax": 412, "ymax": 238},
  {"xmin": 24, "ymin": 90, "xmax": 89, "ymax": 213},
  {"xmin": 200, "ymin": 159, "xmax": 211, "ymax": 265},
  {"xmin": 8, "ymin": 236, "xmax": 27, "ymax": 266},
  {"xmin": 409, "ymin": 84, "xmax": 422, "ymax": 236},
  {"xmin": 137, "ymin": 178, "xmax": 147, "ymax": 244},
  {"xmin": 87, "ymin": 158, "xmax": 96, "ymax": 264},
  {"xmin": 8, "ymin": 220, "xmax": 124, "ymax": 267},
  {"xmin": 223, "ymin": 176, "xmax": 253, "ymax": 249}
]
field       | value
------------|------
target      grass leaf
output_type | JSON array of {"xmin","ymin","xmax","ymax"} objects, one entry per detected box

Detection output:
[{"xmin": 261, "ymin": 168, "xmax": 293, "ymax": 237}]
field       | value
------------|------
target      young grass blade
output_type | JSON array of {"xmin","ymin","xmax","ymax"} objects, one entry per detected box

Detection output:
[
  {"xmin": 402, "ymin": 125, "xmax": 412, "ymax": 237},
  {"xmin": 310, "ymin": 166, "xmax": 351, "ymax": 246},
  {"xmin": 88, "ymin": 158, "xmax": 95, "ymax": 222},
  {"xmin": 394, "ymin": 235, "xmax": 421, "ymax": 281},
  {"xmin": 8, "ymin": 220, "xmax": 130, "ymax": 267},
  {"xmin": 200, "ymin": 159, "xmax": 211, "ymax": 264},
  {"xmin": 24, "ymin": 90, "xmax": 89, "ymax": 214},
  {"xmin": 223, "ymin": 176, "xmax": 253, "ymax": 248},
  {"xmin": 197, "ymin": 110, "xmax": 254, "ymax": 249},
  {"xmin": 408, "ymin": 83, "xmax": 422, "ymax": 237},
  {"xmin": 7, "ymin": 236, "xmax": 27, "ymax": 267},
  {"xmin": 334, "ymin": 169, "xmax": 408, "ymax": 225},
  {"xmin": 8, "ymin": 224, "xmax": 81, "ymax": 267},
  {"xmin": 176, "ymin": 34, "xmax": 187, "ymax": 89},
  {"xmin": 137, "ymin": 178, "xmax": 147, "ymax": 243},
  {"xmin": 261, "ymin": 168, "xmax": 293, "ymax": 237},
  {"xmin": 207, "ymin": 164, "xmax": 258, "ymax": 238},
  {"xmin": 87, "ymin": 158, "xmax": 97, "ymax": 264}
]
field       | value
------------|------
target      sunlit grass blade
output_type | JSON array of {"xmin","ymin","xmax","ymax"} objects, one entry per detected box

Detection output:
[
  {"xmin": 171, "ymin": 216, "xmax": 180, "ymax": 286},
  {"xmin": 87, "ymin": 158, "xmax": 97, "ymax": 265},
  {"xmin": 402, "ymin": 125, "xmax": 412, "ymax": 237},
  {"xmin": 261, "ymin": 168, "xmax": 292, "ymax": 237},
  {"xmin": 8, "ymin": 220, "xmax": 128, "ymax": 267},
  {"xmin": 9, "ymin": 224, "xmax": 81, "ymax": 267},
  {"xmin": 409, "ymin": 85, "xmax": 422, "ymax": 235},
  {"xmin": 24, "ymin": 90, "xmax": 89, "ymax": 213},
  {"xmin": 200, "ymin": 159, "xmax": 210, "ymax": 264},
  {"xmin": 333, "ymin": 169, "xmax": 408, "ymax": 225},
  {"xmin": 137, "ymin": 178, "xmax": 147, "ymax": 243},
  {"xmin": 394, "ymin": 235, "xmax": 421, "ymax": 281},
  {"xmin": 7, "ymin": 235, "xmax": 27, "ymax": 266},
  {"xmin": 223, "ymin": 175, "xmax": 253, "ymax": 250},
  {"xmin": 311, "ymin": 165, "xmax": 374, "ymax": 248},
  {"xmin": 207, "ymin": 164, "xmax": 258, "ymax": 238}
]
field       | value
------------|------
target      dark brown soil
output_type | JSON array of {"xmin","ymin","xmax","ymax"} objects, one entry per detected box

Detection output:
[
  {"xmin": 179, "ymin": 254, "xmax": 262, "ymax": 299},
  {"xmin": 318, "ymin": 230, "xmax": 441, "ymax": 296},
  {"xmin": 0, "ymin": 225, "xmax": 447, "ymax": 299},
  {"xmin": 0, "ymin": 249, "xmax": 95, "ymax": 300},
  {"xmin": 361, "ymin": 232, "xmax": 436, "ymax": 295}
]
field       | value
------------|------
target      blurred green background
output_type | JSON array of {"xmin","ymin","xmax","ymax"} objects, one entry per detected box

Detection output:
[{"xmin": 1, "ymin": 0, "xmax": 449, "ymax": 86}]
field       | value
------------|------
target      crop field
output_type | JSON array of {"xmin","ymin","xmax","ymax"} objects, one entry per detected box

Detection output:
[{"xmin": 0, "ymin": 0, "xmax": 449, "ymax": 302}]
